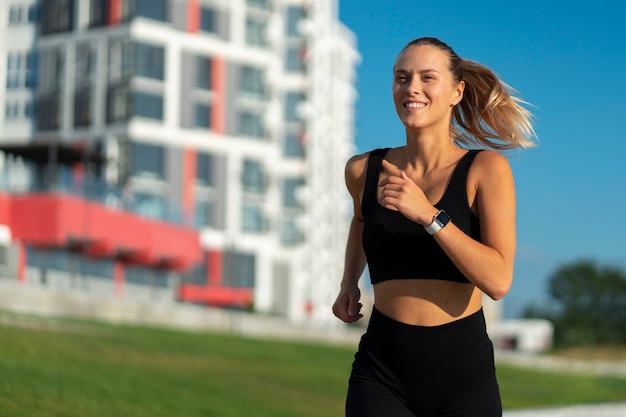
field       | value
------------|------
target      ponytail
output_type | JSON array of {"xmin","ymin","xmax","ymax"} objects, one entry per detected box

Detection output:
[{"xmin": 454, "ymin": 59, "xmax": 536, "ymax": 150}]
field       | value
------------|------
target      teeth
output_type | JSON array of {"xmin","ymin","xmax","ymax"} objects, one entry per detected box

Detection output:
[{"xmin": 405, "ymin": 102, "xmax": 425, "ymax": 108}]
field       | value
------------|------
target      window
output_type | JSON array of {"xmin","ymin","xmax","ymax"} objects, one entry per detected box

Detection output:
[
  {"xmin": 27, "ymin": 4, "xmax": 38, "ymax": 23},
  {"xmin": 135, "ymin": 42, "xmax": 165, "ymax": 80},
  {"xmin": 200, "ymin": 7, "xmax": 215, "ymax": 33},
  {"xmin": 282, "ymin": 178, "xmax": 304, "ymax": 208},
  {"xmin": 196, "ymin": 56, "xmax": 212, "ymax": 89},
  {"xmin": 24, "ymin": 100, "xmax": 35, "ymax": 118},
  {"xmin": 194, "ymin": 195, "xmax": 214, "ymax": 227},
  {"xmin": 9, "ymin": 6, "xmax": 22, "ymax": 25},
  {"xmin": 108, "ymin": 40, "xmax": 164, "ymax": 81},
  {"xmin": 108, "ymin": 38, "xmax": 134, "ymax": 82},
  {"xmin": 223, "ymin": 251, "xmax": 255, "ymax": 288},
  {"xmin": 194, "ymin": 104, "xmax": 211, "ymax": 128},
  {"xmin": 89, "ymin": 0, "xmax": 107, "ymax": 27},
  {"xmin": 135, "ymin": 0, "xmax": 167, "ymax": 22},
  {"xmin": 8, "ymin": 4, "xmax": 38, "ymax": 25},
  {"xmin": 241, "ymin": 159, "xmax": 266, "ymax": 193},
  {"xmin": 130, "ymin": 142, "xmax": 165, "ymax": 179},
  {"xmin": 39, "ymin": 48, "xmax": 65, "ymax": 91},
  {"xmin": 6, "ymin": 51, "xmax": 38, "ymax": 90},
  {"xmin": 285, "ymin": 46, "xmax": 305, "ymax": 72},
  {"xmin": 120, "ymin": 0, "xmax": 134, "ymax": 21},
  {"xmin": 4, "ymin": 101, "xmax": 19, "ymax": 120},
  {"xmin": 133, "ymin": 92, "xmax": 163, "ymax": 120},
  {"xmin": 76, "ymin": 43, "xmax": 96, "ymax": 87},
  {"xmin": 281, "ymin": 217, "xmax": 304, "ymax": 246},
  {"xmin": 246, "ymin": 17, "xmax": 267, "ymax": 46},
  {"xmin": 284, "ymin": 92, "xmax": 304, "ymax": 122},
  {"xmin": 36, "ymin": 93, "xmax": 61, "ymax": 131},
  {"xmin": 241, "ymin": 201, "xmax": 266, "ymax": 232},
  {"xmin": 107, "ymin": 83, "xmax": 131, "ymax": 122},
  {"xmin": 283, "ymin": 130, "xmax": 305, "ymax": 157},
  {"xmin": 126, "ymin": 265, "xmax": 168, "ymax": 287},
  {"xmin": 6, "ymin": 53, "xmax": 19, "ymax": 90},
  {"xmin": 40, "ymin": 0, "xmax": 73, "ymax": 34},
  {"xmin": 238, "ymin": 111, "xmax": 265, "ymax": 139},
  {"xmin": 239, "ymin": 65, "xmax": 265, "ymax": 99},
  {"xmin": 180, "ymin": 255, "xmax": 207, "ymax": 285},
  {"xmin": 26, "ymin": 246, "xmax": 71, "ymax": 272},
  {"xmin": 74, "ymin": 88, "xmax": 93, "ymax": 127},
  {"xmin": 286, "ymin": 6, "xmax": 305, "ymax": 37},
  {"xmin": 196, "ymin": 153, "xmax": 214, "ymax": 185},
  {"xmin": 78, "ymin": 257, "xmax": 114, "ymax": 279},
  {"xmin": 131, "ymin": 192, "xmax": 167, "ymax": 221},
  {"xmin": 25, "ymin": 52, "xmax": 38, "ymax": 88}
]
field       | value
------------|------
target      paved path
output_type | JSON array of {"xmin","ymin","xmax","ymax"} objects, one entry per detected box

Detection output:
[{"xmin": 503, "ymin": 402, "xmax": 626, "ymax": 416}]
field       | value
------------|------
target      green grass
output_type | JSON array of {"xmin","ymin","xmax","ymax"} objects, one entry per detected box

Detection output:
[{"xmin": 1, "ymin": 314, "xmax": 626, "ymax": 416}]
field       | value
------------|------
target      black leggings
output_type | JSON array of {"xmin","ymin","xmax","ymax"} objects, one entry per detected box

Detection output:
[{"xmin": 346, "ymin": 307, "xmax": 501, "ymax": 417}]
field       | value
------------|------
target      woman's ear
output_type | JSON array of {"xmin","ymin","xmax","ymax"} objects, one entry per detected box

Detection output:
[{"xmin": 452, "ymin": 80, "xmax": 465, "ymax": 106}]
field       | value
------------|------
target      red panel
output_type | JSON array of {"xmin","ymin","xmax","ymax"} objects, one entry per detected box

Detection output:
[
  {"xmin": 207, "ymin": 249, "xmax": 222, "ymax": 285},
  {"xmin": 107, "ymin": 0, "xmax": 122, "ymax": 25},
  {"xmin": 0, "ymin": 193, "xmax": 11, "ymax": 225},
  {"xmin": 178, "ymin": 285, "xmax": 252, "ymax": 307},
  {"xmin": 186, "ymin": 0, "xmax": 200, "ymax": 33},
  {"xmin": 6, "ymin": 193, "xmax": 202, "ymax": 271},
  {"xmin": 211, "ymin": 57, "xmax": 225, "ymax": 134},
  {"xmin": 17, "ymin": 241, "xmax": 26, "ymax": 283}
]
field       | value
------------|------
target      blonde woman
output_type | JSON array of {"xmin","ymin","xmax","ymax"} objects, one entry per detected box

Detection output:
[{"xmin": 332, "ymin": 37, "xmax": 536, "ymax": 416}]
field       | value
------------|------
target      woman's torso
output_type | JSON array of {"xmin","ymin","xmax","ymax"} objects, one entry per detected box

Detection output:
[{"xmin": 360, "ymin": 147, "xmax": 483, "ymax": 326}]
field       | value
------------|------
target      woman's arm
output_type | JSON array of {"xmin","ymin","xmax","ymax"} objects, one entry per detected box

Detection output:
[
  {"xmin": 434, "ymin": 151, "xmax": 517, "ymax": 299},
  {"xmin": 332, "ymin": 154, "xmax": 368, "ymax": 323}
]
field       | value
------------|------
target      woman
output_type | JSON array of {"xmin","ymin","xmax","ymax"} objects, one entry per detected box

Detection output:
[{"xmin": 332, "ymin": 37, "xmax": 536, "ymax": 416}]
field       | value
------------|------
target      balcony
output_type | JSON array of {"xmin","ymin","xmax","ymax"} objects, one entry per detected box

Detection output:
[{"xmin": 0, "ymin": 192, "xmax": 202, "ymax": 271}]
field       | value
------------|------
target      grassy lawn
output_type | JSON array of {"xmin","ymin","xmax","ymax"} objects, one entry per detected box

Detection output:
[{"xmin": 1, "ymin": 313, "xmax": 625, "ymax": 416}]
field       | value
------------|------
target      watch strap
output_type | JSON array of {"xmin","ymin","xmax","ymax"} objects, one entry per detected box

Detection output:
[{"xmin": 425, "ymin": 210, "xmax": 450, "ymax": 235}]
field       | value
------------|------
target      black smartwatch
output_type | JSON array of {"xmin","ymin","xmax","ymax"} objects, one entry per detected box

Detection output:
[{"xmin": 424, "ymin": 210, "xmax": 451, "ymax": 235}]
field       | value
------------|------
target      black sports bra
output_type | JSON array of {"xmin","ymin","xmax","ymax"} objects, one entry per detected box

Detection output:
[{"xmin": 361, "ymin": 148, "xmax": 482, "ymax": 284}]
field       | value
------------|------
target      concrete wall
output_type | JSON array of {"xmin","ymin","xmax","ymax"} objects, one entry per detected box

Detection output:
[{"xmin": 0, "ymin": 280, "xmax": 363, "ymax": 346}]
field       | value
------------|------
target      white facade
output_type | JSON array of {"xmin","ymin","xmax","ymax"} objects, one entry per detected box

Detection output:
[{"xmin": 0, "ymin": 0, "xmax": 360, "ymax": 325}]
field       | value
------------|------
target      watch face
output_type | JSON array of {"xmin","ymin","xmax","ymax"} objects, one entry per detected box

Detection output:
[{"xmin": 436, "ymin": 210, "xmax": 451, "ymax": 226}]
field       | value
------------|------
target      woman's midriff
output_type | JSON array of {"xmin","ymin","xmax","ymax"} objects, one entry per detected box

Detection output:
[{"xmin": 373, "ymin": 279, "xmax": 483, "ymax": 326}]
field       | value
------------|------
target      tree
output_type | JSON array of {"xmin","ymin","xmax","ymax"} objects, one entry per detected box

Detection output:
[{"xmin": 524, "ymin": 260, "xmax": 626, "ymax": 347}]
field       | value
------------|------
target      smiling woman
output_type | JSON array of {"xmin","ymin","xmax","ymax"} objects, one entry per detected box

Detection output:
[{"xmin": 332, "ymin": 37, "xmax": 537, "ymax": 417}]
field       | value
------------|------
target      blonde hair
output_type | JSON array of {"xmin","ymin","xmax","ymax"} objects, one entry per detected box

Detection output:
[{"xmin": 401, "ymin": 37, "xmax": 537, "ymax": 150}]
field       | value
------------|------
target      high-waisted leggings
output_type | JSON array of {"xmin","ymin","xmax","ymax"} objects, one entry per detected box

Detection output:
[{"xmin": 346, "ymin": 307, "xmax": 502, "ymax": 417}]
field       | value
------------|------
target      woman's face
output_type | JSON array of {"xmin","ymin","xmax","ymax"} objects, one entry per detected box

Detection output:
[{"xmin": 392, "ymin": 44, "xmax": 464, "ymax": 132}]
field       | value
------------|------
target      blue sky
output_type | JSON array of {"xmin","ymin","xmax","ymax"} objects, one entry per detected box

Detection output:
[{"xmin": 338, "ymin": 0, "xmax": 626, "ymax": 318}]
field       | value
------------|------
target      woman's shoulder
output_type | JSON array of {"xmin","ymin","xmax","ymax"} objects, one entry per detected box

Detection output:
[
  {"xmin": 468, "ymin": 149, "xmax": 514, "ymax": 188},
  {"xmin": 345, "ymin": 147, "xmax": 395, "ymax": 176},
  {"xmin": 471, "ymin": 149, "xmax": 512, "ymax": 172}
]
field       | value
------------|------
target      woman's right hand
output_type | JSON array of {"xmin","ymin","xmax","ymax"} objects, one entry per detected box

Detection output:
[{"xmin": 332, "ymin": 285, "xmax": 363, "ymax": 323}]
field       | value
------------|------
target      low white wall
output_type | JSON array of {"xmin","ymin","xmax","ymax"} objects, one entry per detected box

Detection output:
[{"xmin": 0, "ymin": 280, "xmax": 363, "ymax": 346}]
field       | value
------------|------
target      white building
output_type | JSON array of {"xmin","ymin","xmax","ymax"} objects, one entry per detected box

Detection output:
[{"xmin": 0, "ymin": 0, "xmax": 359, "ymax": 325}]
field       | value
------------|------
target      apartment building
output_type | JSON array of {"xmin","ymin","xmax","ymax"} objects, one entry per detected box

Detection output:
[{"xmin": 0, "ymin": 0, "xmax": 359, "ymax": 324}]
